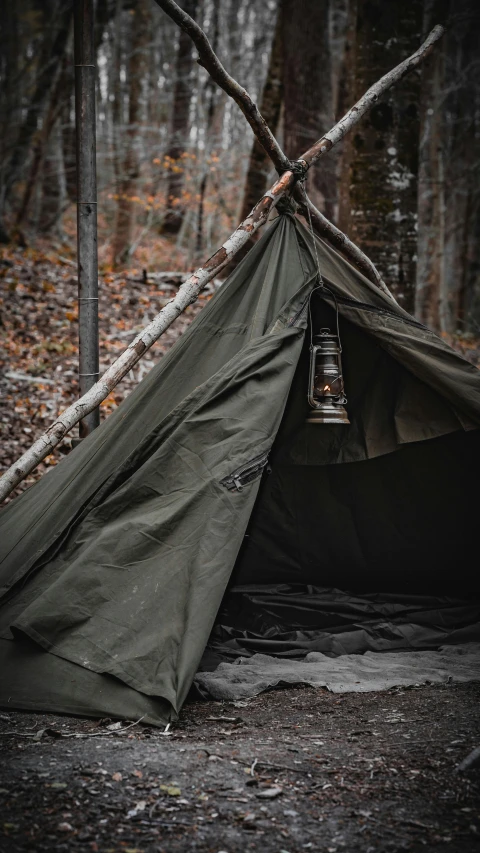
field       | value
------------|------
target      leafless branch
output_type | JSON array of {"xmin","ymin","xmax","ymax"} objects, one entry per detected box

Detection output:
[
  {"xmin": 0, "ymin": 26, "xmax": 445, "ymax": 502},
  {"xmin": 152, "ymin": 0, "xmax": 290, "ymax": 175},
  {"xmin": 293, "ymin": 187, "xmax": 397, "ymax": 302}
]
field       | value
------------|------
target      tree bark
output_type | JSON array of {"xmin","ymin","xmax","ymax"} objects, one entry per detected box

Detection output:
[
  {"xmin": 220, "ymin": 3, "xmax": 284, "ymax": 275},
  {"xmin": 0, "ymin": 0, "xmax": 72, "ymax": 238},
  {"xmin": 0, "ymin": 3, "xmax": 20, "ymax": 241},
  {"xmin": 112, "ymin": 0, "xmax": 151, "ymax": 265},
  {"xmin": 239, "ymin": 5, "xmax": 284, "ymax": 224},
  {"xmin": 195, "ymin": 0, "xmax": 221, "ymax": 257},
  {"xmin": 38, "ymin": 117, "xmax": 69, "ymax": 235},
  {"xmin": 15, "ymin": 56, "xmax": 69, "ymax": 233},
  {"xmin": 338, "ymin": 0, "xmax": 423, "ymax": 313},
  {"xmin": 161, "ymin": 0, "xmax": 199, "ymax": 235},
  {"xmin": 415, "ymin": 0, "xmax": 449, "ymax": 330},
  {"xmin": 283, "ymin": 0, "xmax": 336, "ymax": 219},
  {"xmin": 442, "ymin": 0, "xmax": 480, "ymax": 332}
]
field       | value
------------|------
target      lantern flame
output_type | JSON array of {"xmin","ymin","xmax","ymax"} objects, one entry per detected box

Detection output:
[{"xmin": 324, "ymin": 385, "xmax": 331, "ymax": 392}]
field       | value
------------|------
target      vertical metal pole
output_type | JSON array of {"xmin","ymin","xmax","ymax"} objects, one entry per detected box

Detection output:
[{"xmin": 74, "ymin": 0, "xmax": 99, "ymax": 438}]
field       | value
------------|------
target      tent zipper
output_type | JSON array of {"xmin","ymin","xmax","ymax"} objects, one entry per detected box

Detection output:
[
  {"xmin": 288, "ymin": 291, "xmax": 429, "ymax": 331},
  {"xmin": 220, "ymin": 451, "xmax": 270, "ymax": 492}
]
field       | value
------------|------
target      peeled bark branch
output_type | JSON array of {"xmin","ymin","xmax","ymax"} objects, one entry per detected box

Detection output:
[
  {"xmin": 294, "ymin": 187, "xmax": 398, "ymax": 303},
  {"xmin": 0, "ymin": 173, "xmax": 292, "ymax": 503},
  {"xmin": 0, "ymin": 26, "xmax": 444, "ymax": 503},
  {"xmin": 152, "ymin": 0, "xmax": 289, "ymax": 175}
]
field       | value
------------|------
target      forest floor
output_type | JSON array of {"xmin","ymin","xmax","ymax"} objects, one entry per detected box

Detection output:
[
  {"xmin": 0, "ymin": 243, "xmax": 211, "ymax": 501},
  {"xmin": 2, "ymin": 242, "xmax": 480, "ymax": 501},
  {"xmin": 1, "ymin": 683, "xmax": 479, "ymax": 853}
]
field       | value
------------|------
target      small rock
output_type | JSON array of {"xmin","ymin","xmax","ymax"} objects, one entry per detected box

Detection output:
[{"xmin": 57, "ymin": 822, "xmax": 73, "ymax": 832}]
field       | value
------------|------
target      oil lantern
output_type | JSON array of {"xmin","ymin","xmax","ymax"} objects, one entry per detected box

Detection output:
[{"xmin": 307, "ymin": 327, "xmax": 350, "ymax": 424}]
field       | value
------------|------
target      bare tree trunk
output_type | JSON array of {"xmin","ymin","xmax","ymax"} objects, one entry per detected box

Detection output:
[
  {"xmin": 161, "ymin": 0, "xmax": 198, "ymax": 235},
  {"xmin": 39, "ymin": 118, "xmax": 68, "ymax": 236},
  {"xmin": 415, "ymin": 0, "xmax": 449, "ymax": 330},
  {"xmin": 0, "ymin": 0, "xmax": 72, "ymax": 238},
  {"xmin": 283, "ymin": 0, "xmax": 336, "ymax": 219},
  {"xmin": 337, "ymin": 0, "xmax": 358, "ymax": 237},
  {"xmin": 220, "ymin": 4, "xmax": 284, "ymax": 277},
  {"xmin": 15, "ymin": 57, "xmax": 68, "ymax": 234},
  {"xmin": 338, "ymin": 0, "xmax": 423, "ymax": 313},
  {"xmin": 441, "ymin": 0, "xmax": 480, "ymax": 332},
  {"xmin": 195, "ymin": 0, "xmax": 220, "ymax": 257},
  {"xmin": 239, "ymin": 6, "xmax": 283, "ymax": 223},
  {"xmin": 112, "ymin": 0, "xmax": 151, "ymax": 265},
  {"xmin": 0, "ymin": 3, "xmax": 20, "ymax": 241}
]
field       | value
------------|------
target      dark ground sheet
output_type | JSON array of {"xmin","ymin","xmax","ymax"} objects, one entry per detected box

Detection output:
[{"xmin": 0, "ymin": 683, "xmax": 479, "ymax": 853}]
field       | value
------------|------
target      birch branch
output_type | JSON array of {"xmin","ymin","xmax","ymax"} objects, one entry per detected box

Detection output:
[
  {"xmin": 0, "ymin": 26, "xmax": 444, "ymax": 503},
  {"xmin": 0, "ymin": 173, "xmax": 293, "ymax": 503},
  {"xmin": 154, "ymin": 0, "xmax": 442, "ymax": 287},
  {"xmin": 152, "ymin": 0, "xmax": 289, "ymax": 175},
  {"xmin": 293, "ymin": 187, "xmax": 398, "ymax": 303}
]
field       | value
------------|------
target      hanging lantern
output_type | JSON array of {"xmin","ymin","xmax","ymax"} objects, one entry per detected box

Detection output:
[{"xmin": 307, "ymin": 328, "xmax": 350, "ymax": 424}]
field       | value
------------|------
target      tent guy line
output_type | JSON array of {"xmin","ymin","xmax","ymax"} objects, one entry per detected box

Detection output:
[{"xmin": 0, "ymin": 20, "xmax": 444, "ymax": 503}]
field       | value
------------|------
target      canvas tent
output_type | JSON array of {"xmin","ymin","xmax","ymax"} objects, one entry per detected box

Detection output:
[{"xmin": 0, "ymin": 213, "xmax": 479, "ymax": 726}]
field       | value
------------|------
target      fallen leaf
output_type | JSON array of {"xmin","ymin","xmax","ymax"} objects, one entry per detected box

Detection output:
[
  {"xmin": 160, "ymin": 784, "xmax": 181, "ymax": 796},
  {"xmin": 112, "ymin": 772, "xmax": 123, "ymax": 782},
  {"xmin": 255, "ymin": 786, "xmax": 283, "ymax": 799},
  {"xmin": 126, "ymin": 800, "xmax": 146, "ymax": 819}
]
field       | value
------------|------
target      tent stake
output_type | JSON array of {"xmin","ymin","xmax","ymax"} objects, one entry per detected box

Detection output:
[{"xmin": 74, "ymin": 0, "xmax": 100, "ymax": 439}]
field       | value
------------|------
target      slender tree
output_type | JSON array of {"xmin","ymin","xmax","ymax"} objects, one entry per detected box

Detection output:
[
  {"xmin": 415, "ymin": 0, "xmax": 449, "ymax": 330},
  {"xmin": 161, "ymin": 0, "xmax": 199, "ymax": 235},
  {"xmin": 442, "ymin": 0, "xmax": 480, "ymax": 332},
  {"xmin": 0, "ymin": 0, "xmax": 72, "ymax": 241},
  {"xmin": 338, "ymin": 0, "xmax": 423, "ymax": 312},
  {"xmin": 283, "ymin": 0, "xmax": 336, "ymax": 219},
  {"xmin": 239, "ymin": 5, "xmax": 284, "ymax": 224},
  {"xmin": 112, "ymin": 0, "xmax": 152, "ymax": 264}
]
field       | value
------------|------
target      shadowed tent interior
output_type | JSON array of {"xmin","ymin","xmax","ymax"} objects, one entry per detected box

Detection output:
[{"xmin": 0, "ymin": 214, "xmax": 479, "ymax": 726}]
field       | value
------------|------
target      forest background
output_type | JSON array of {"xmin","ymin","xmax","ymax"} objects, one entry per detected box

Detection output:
[{"xmin": 1, "ymin": 0, "xmax": 479, "ymax": 494}]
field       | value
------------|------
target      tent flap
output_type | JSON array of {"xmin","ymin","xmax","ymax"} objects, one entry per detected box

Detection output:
[{"xmin": 0, "ymin": 214, "xmax": 479, "ymax": 723}]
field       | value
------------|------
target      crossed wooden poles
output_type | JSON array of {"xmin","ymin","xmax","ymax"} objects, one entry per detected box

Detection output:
[{"xmin": 0, "ymin": 3, "xmax": 444, "ymax": 503}]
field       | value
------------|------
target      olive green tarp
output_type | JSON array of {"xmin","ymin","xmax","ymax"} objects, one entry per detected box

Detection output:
[{"xmin": 0, "ymin": 214, "xmax": 479, "ymax": 725}]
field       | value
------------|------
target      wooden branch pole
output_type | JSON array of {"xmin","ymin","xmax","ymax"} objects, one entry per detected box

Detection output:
[
  {"xmin": 74, "ymin": 0, "xmax": 100, "ymax": 438},
  {"xmin": 0, "ymin": 24, "xmax": 444, "ymax": 503},
  {"xmin": 293, "ymin": 187, "xmax": 397, "ymax": 302},
  {"xmin": 152, "ymin": 0, "xmax": 290, "ymax": 174}
]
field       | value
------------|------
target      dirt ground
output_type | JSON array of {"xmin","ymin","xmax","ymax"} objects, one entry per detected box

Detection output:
[{"xmin": 1, "ymin": 682, "xmax": 479, "ymax": 853}]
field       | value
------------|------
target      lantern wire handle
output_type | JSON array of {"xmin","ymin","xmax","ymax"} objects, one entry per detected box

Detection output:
[{"xmin": 296, "ymin": 176, "xmax": 343, "ymax": 354}]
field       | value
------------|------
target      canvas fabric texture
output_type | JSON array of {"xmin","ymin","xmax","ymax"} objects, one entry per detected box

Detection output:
[{"xmin": 0, "ymin": 214, "xmax": 479, "ymax": 726}]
